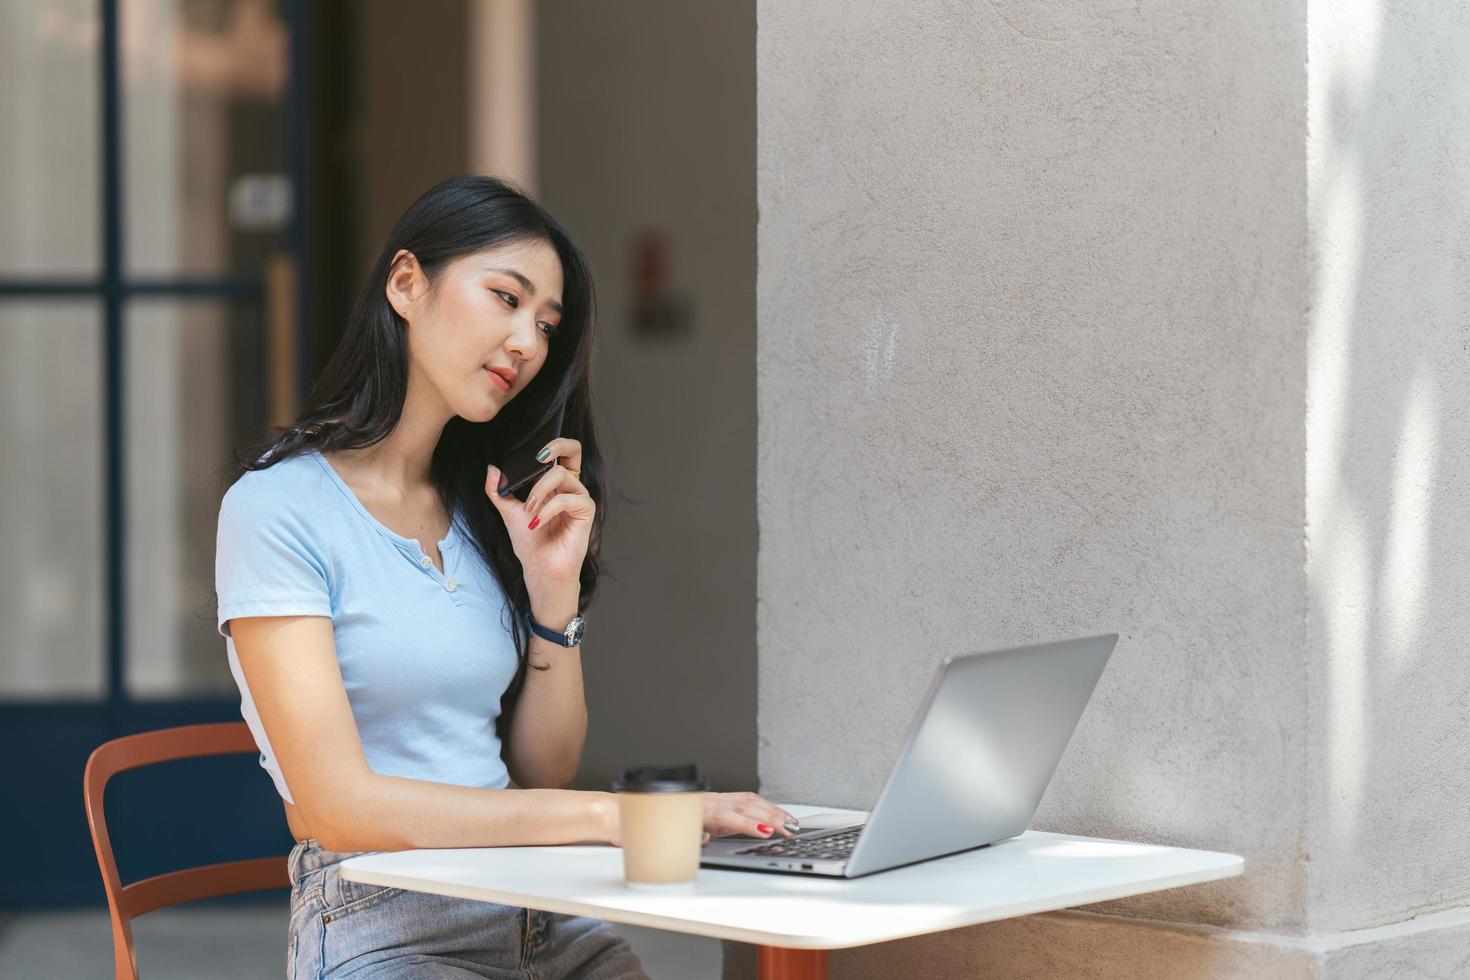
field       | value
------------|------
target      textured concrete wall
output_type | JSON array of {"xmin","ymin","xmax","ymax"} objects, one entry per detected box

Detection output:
[
  {"xmin": 1305, "ymin": 0, "xmax": 1470, "ymax": 936},
  {"xmin": 538, "ymin": 2, "xmax": 758, "ymax": 794},
  {"xmin": 758, "ymin": 0, "xmax": 1309, "ymax": 940},
  {"xmin": 757, "ymin": 0, "xmax": 1470, "ymax": 974}
]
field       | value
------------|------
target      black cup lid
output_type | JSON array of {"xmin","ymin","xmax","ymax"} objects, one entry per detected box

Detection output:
[{"xmin": 612, "ymin": 764, "xmax": 708, "ymax": 793}]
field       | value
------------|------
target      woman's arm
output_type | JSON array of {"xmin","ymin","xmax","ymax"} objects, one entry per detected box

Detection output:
[
  {"xmin": 478, "ymin": 444, "xmax": 803, "ymax": 843},
  {"xmin": 484, "ymin": 441, "xmax": 599, "ymax": 790},
  {"xmin": 502, "ymin": 583, "xmax": 588, "ymax": 789},
  {"xmin": 231, "ymin": 613, "xmax": 615, "ymax": 852}
]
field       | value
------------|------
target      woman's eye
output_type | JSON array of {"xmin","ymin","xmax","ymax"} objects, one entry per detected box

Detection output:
[{"xmin": 493, "ymin": 287, "xmax": 554, "ymax": 336}]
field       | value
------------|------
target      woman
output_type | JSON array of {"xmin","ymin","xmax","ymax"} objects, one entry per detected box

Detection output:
[{"xmin": 215, "ymin": 175, "xmax": 797, "ymax": 979}]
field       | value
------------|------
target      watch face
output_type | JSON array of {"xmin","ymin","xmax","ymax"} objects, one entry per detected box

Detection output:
[{"xmin": 565, "ymin": 616, "xmax": 586, "ymax": 646}]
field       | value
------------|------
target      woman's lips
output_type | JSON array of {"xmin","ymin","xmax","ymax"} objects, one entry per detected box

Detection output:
[{"xmin": 485, "ymin": 367, "xmax": 511, "ymax": 392}]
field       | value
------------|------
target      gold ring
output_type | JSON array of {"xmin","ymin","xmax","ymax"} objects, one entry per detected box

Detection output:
[{"xmin": 567, "ymin": 467, "xmax": 580, "ymax": 478}]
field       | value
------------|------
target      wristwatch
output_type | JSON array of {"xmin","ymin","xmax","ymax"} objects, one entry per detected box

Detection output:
[{"xmin": 524, "ymin": 607, "xmax": 586, "ymax": 647}]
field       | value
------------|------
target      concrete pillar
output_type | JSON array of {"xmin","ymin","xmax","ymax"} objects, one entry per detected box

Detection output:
[
  {"xmin": 753, "ymin": 0, "xmax": 1470, "ymax": 975},
  {"xmin": 1304, "ymin": 0, "xmax": 1470, "ymax": 948}
]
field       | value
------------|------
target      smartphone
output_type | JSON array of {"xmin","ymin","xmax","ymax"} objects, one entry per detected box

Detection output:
[{"xmin": 496, "ymin": 403, "xmax": 567, "ymax": 501}]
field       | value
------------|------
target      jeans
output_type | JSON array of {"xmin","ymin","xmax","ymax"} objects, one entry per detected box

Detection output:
[{"xmin": 286, "ymin": 838, "xmax": 650, "ymax": 979}]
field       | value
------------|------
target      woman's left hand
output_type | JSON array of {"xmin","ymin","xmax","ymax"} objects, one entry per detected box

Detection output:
[
  {"xmin": 485, "ymin": 437, "xmax": 594, "ymax": 588},
  {"xmin": 602, "ymin": 791, "xmax": 800, "ymax": 848},
  {"xmin": 701, "ymin": 792, "xmax": 800, "ymax": 844}
]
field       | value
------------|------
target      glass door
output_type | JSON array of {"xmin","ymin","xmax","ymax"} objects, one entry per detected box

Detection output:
[{"xmin": 0, "ymin": 0, "xmax": 306, "ymax": 906}]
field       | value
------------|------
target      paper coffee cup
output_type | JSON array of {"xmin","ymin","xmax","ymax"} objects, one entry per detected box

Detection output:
[{"xmin": 612, "ymin": 764, "xmax": 708, "ymax": 890}]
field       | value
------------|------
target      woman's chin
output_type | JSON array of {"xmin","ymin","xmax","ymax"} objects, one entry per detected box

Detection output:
[{"xmin": 455, "ymin": 397, "xmax": 503, "ymax": 424}]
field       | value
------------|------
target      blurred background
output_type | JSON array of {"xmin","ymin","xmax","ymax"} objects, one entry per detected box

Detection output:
[{"xmin": 1, "ymin": 0, "xmax": 751, "ymax": 975}]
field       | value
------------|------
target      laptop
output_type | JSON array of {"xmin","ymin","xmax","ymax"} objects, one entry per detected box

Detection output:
[{"xmin": 700, "ymin": 633, "xmax": 1118, "ymax": 878}]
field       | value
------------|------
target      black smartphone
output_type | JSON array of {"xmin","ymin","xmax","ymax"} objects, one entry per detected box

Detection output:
[{"xmin": 496, "ymin": 403, "xmax": 567, "ymax": 502}]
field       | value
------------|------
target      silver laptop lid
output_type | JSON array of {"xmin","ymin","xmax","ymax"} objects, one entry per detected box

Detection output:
[{"xmin": 845, "ymin": 633, "xmax": 1117, "ymax": 877}]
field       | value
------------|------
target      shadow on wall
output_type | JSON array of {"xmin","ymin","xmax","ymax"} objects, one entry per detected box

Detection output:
[{"xmin": 1305, "ymin": 0, "xmax": 1470, "ymax": 933}]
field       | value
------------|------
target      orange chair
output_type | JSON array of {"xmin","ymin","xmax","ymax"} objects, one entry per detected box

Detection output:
[{"xmin": 83, "ymin": 722, "xmax": 291, "ymax": 980}]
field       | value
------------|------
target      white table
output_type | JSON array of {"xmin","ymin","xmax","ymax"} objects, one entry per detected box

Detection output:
[{"xmin": 340, "ymin": 804, "xmax": 1243, "ymax": 980}]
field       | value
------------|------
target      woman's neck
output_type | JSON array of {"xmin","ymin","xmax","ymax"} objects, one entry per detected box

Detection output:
[{"xmin": 331, "ymin": 367, "xmax": 453, "ymax": 496}]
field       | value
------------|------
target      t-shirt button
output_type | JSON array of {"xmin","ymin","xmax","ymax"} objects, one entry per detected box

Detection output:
[
  {"xmin": 445, "ymin": 579, "xmax": 458, "ymax": 592},
  {"xmin": 419, "ymin": 555, "xmax": 433, "ymax": 568}
]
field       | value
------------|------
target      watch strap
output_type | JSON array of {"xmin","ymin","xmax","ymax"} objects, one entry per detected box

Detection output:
[{"xmin": 524, "ymin": 607, "xmax": 582, "ymax": 647}]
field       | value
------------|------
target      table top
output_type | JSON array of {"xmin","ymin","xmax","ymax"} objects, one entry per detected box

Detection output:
[{"xmin": 339, "ymin": 804, "xmax": 1243, "ymax": 950}]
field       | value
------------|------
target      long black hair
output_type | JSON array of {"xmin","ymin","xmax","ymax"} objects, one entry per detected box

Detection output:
[{"xmin": 228, "ymin": 174, "xmax": 604, "ymax": 748}]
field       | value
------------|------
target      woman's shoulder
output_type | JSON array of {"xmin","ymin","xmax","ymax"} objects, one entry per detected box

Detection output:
[
  {"xmin": 215, "ymin": 449, "xmax": 338, "ymax": 603},
  {"xmin": 220, "ymin": 449, "xmax": 331, "ymax": 523}
]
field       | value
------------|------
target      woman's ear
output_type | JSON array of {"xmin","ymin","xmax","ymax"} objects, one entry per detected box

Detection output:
[{"xmin": 385, "ymin": 249, "xmax": 424, "ymax": 318}]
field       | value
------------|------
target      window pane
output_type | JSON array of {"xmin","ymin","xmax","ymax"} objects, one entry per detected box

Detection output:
[
  {"xmin": 125, "ymin": 297, "xmax": 280, "ymax": 697},
  {"xmin": 0, "ymin": 302, "xmax": 106, "ymax": 697},
  {"xmin": 0, "ymin": 1, "xmax": 101, "ymax": 275},
  {"xmin": 123, "ymin": 0, "xmax": 291, "ymax": 277}
]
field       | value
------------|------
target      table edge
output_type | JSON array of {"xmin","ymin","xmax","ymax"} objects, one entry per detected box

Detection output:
[{"xmin": 339, "ymin": 853, "xmax": 1244, "ymax": 950}]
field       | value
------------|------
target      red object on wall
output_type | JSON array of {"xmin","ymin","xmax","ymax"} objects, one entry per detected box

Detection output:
[{"xmin": 629, "ymin": 227, "xmax": 694, "ymax": 341}]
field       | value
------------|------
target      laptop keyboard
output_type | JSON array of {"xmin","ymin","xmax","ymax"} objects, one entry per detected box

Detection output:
[{"xmin": 736, "ymin": 826, "xmax": 863, "ymax": 861}]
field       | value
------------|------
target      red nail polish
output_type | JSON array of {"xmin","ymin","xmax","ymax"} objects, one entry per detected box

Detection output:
[
  {"xmin": 758, "ymin": 823, "xmax": 772, "ymax": 834},
  {"xmin": 528, "ymin": 516, "xmax": 540, "ymax": 530}
]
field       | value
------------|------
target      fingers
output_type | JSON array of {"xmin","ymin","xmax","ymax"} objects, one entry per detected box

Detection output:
[
  {"xmin": 742, "ymin": 808, "xmax": 798, "ymax": 838},
  {"xmin": 525, "ymin": 467, "xmax": 595, "ymax": 531},
  {"xmin": 728, "ymin": 792, "xmax": 798, "ymax": 838},
  {"xmin": 487, "ymin": 462, "xmax": 595, "ymax": 543},
  {"xmin": 485, "ymin": 466, "xmax": 516, "ymax": 514},
  {"xmin": 534, "ymin": 437, "xmax": 583, "ymax": 475},
  {"xmin": 744, "ymin": 792, "xmax": 799, "ymax": 836},
  {"xmin": 524, "ymin": 463, "xmax": 584, "ymax": 514},
  {"xmin": 529, "ymin": 485, "xmax": 596, "ymax": 530}
]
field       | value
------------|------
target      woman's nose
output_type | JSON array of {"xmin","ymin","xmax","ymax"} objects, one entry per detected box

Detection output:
[{"xmin": 505, "ymin": 316, "xmax": 538, "ymax": 357}]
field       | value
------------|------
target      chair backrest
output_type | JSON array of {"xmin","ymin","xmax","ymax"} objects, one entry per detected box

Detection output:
[{"xmin": 83, "ymin": 721, "xmax": 291, "ymax": 980}]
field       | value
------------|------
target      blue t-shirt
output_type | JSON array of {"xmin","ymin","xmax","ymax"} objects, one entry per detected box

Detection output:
[{"xmin": 214, "ymin": 449, "xmax": 520, "ymax": 804}]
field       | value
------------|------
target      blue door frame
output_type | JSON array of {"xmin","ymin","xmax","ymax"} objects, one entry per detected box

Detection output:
[{"xmin": 0, "ymin": 0, "xmax": 311, "ymax": 908}]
